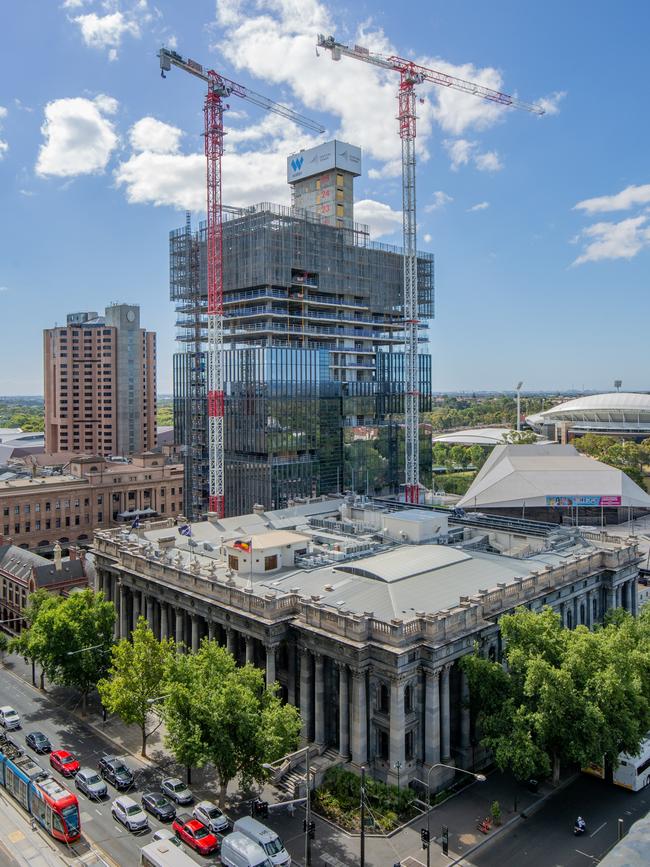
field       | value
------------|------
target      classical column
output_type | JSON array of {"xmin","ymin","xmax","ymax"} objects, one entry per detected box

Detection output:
[
  {"xmin": 350, "ymin": 669, "xmax": 367, "ymax": 766},
  {"xmin": 573, "ymin": 595, "xmax": 579, "ymax": 629},
  {"xmin": 191, "ymin": 615, "xmax": 200, "ymax": 652},
  {"xmin": 175, "ymin": 609, "xmax": 185, "ymax": 652},
  {"xmin": 287, "ymin": 641, "xmax": 296, "ymax": 706},
  {"xmin": 300, "ymin": 649, "xmax": 313, "ymax": 743},
  {"xmin": 245, "ymin": 636, "xmax": 255, "ymax": 665},
  {"xmin": 226, "ymin": 627, "xmax": 237, "ymax": 657},
  {"xmin": 424, "ymin": 668, "xmax": 441, "ymax": 766},
  {"xmin": 314, "ymin": 654, "xmax": 325, "ymax": 745},
  {"xmin": 146, "ymin": 596, "xmax": 154, "ymax": 630},
  {"xmin": 265, "ymin": 644, "xmax": 276, "ymax": 688},
  {"xmin": 584, "ymin": 591, "xmax": 592, "ymax": 629},
  {"xmin": 338, "ymin": 663, "xmax": 350, "ymax": 758},
  {"xmin": 208, "ymin": 620, "xmax": 216, "ymax": 642},
  {"xmin": 630, "ymin": 579, "xmax": 638, "ymax": 616},
  {"xmin": 460, "ymin": 667, "xmax": 471, "ymax": 751},
  {"xmin": 607, "ymin": 586, "xmax": 616, "ymax": 612},
  {"xmin": 119, "ymin": 584, "xmax": 128, "ymax": 639},
  {"xmin": 160, "ymin": 602, "xmax": 168, "ymax": 641},
  {"xmin": 132, "ymin": 590, "xmax": 140, "ymax": 630},
  {"xmin": 389, "ymin": 678, "xmax": 406, "ymax": 772},
  {"xmin": 440, "ymin": 663, "xmax": 451, "ymax": 761}
]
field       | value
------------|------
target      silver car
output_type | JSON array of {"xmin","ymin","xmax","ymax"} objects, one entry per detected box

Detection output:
[
  {"xmin": 111, "ymin": 795, "xmax": 149, "ymax": 832},
  {"xmin": 161, "ymin": 777, "xmax": 193, "ymax": 805},
  {"xmin": 75, "ymin": 767, "xmax": 108, "ymax": 800},
  {"xmin": 193, "ymin": 800, "xmax": 230, "ymax": 834},
  {"xmin": 152, "ymin": 828, "xmax": 181, "ymax": 847},
  {"xmin": 0, "ymin": 706, "xmax": 21, "ymax": 731}
]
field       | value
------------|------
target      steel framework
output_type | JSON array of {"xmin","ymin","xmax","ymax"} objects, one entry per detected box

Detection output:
[
  {"xmin": 159, "ymin": 47, "xmax": 323, "ymax": 516},
  {"xmin": 317, "ymin": 35, "xmax": 545, "ymax": 503}
]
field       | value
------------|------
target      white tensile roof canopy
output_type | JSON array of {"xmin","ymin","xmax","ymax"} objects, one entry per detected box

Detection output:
[{"xmin": 457, "ymin": 444, "xmax": 650, "ymax": 510}]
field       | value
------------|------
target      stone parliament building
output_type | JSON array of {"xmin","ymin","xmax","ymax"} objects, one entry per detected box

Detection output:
[{"xmin": 90, "ymin": 498, "xmax": 639, "ymax": 789}]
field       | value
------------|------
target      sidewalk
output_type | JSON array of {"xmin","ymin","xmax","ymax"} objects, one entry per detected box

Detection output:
[{"xmin": 0, "ymin": 788, "xmax": 66, "ymax": 867}]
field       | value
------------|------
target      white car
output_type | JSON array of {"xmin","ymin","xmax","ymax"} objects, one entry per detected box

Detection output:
[
  {"xmin": 193, "ymin": 799, "xmax": 230, "ymax": 834},
  {"xmin": 111, "ymin": 795, "xmax": 149, "ymax": 832},
  {"xmin": 152, "ymin": 828, "xmax": 181, "ymax": 847},
  {"xmin": 0, "ymin": 706, "xmax": 21, "ymax": 731}
]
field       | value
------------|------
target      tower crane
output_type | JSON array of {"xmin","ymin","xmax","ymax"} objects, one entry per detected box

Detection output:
[
  {"xmin": 159, "ymin": 47, "xmax": 324, "ymax": 518},
  {"xmin": 317, "ymin": 35, "xmax": 545, "ymax": 504}
]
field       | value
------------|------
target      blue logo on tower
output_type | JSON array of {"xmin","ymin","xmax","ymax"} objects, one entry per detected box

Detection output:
[{"xmin": 290, "ymin": 156, "xmax": 304, "ymax": 173}]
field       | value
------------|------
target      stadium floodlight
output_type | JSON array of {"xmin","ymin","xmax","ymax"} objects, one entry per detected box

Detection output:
[
  {"xmin": 515, "ymin": 382, "xmax": 524, "ymax": 432},
  {"xmin": 614, "ymin": 379, "xmax": 622, "ymax": 392}
]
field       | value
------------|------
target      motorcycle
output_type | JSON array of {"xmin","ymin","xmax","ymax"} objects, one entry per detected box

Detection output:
[{"xmin": 574, "ymin": 817, "xmax": 586, "ymax": 836}]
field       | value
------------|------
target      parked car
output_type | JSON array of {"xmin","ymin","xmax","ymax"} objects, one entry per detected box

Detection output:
[
  {"xmin": 98, "ymin": 755, "xmax": 134, "ymax": 790},
  {"xmin": 0, "ymin": 706, "xmax": 21, "ymax": 731},
  {"xmin": 172, "ymin": 815, "xmax": 219, "ymax": 856},
  {"xmin": 161, "ymin": 777, "xmax": 193, "ymax": 805},
  {"xmin": 25, "ymin": 731, "xmax": 51, "ymax": 754},
  {"xmin": 152, "ymin": 828, "xmax": 181, "ymax": 847},
  {"xmin": 142, "ymin": 791, "xmax": 176, "ymax": 821},
  {"xmin": 74, "ymin": 767, "xmax": 108, "ymax": 800},
  {"xmin": 111, "ymin": 795, "xmax": 149, "ymax": 833},
  {"xmin": 193, "ymin": 800, "xmax": 230, "ymax": 834},
  {"xmin": 50, "ymin": 750, "xmax": 80, "ymax": 777}
]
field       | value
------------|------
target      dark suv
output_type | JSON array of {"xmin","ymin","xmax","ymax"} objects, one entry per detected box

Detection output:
[{"xmin": 98, "ymin": 755, "xmax": 134, "ymax": 790}]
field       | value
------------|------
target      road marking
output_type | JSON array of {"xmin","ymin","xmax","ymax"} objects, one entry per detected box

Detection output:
[
  {"xmin": 8, "ymin": 831, "xmax": 24, "ymax": 843},
  {"xmin": 575, "ymin": 850, "xmax": 598, "ymax": 862},
  {"xmin": 590, "ymin": 821, "xmax": 607, "ymax": 837},
  {"xmin": 95, "ymin": 808, "xmax": 102, "ymax": 815}
]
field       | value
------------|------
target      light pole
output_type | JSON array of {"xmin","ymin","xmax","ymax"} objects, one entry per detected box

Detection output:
[
  {"xmin": 423, "ymin": 763, "xmax": 486, "ymax": 867},
  {"xmin": 515, "ymin": 381, "xmax": 523, "ymax": 433}
]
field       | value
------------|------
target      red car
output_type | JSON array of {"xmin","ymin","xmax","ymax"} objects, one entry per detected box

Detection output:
[
  {"xmin": 49, "ymin": 750, "xmax": 80, "ymax": 777},
  {"xmin": 172, "ymin": 815, "xmax": 219, "ymax": 856}
]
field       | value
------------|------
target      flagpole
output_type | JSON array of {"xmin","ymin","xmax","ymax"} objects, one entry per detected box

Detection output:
[{"xmin": 248, "ymin": 541, "xmax": 253, "ymax": 591}]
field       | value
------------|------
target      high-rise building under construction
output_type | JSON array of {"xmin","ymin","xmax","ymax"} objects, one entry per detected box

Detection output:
[{"xmin": 171, "ymin": 141, "xmax": 433, "ymax": 519}]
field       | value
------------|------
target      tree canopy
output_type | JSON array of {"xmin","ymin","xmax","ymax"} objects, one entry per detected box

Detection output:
[
  {"xmin": 162, "ymin": 640, "xmax": 301, "ymax": 806},
  {"xmin": 98, "ymin": 617, "xmax": 175, "ymax": 756},
  {"xmin": 462, "ymin": 607, "xmax": 650, "ymax": 785},
  {"xmin": 574, "ymin": 434, "xmax": 650, "ymax": 489}
]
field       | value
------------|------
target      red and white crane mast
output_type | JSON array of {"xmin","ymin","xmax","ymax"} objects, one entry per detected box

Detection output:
[
  {"xmin": 159, "ymin": 48, "xmax": 324, "ymax": 518},
  {"xmin": 317, "ymin": 36, "xmax": 545, "ymax": 504}
]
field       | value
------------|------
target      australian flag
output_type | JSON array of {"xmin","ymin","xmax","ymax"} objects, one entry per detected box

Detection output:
[
  {"xmin": 178, "ymin": 523, "xmax": 192, "ymax": 537},
  {"xmin": 131, "ymin": 516, "xmax": 141, "ymax": 530}
]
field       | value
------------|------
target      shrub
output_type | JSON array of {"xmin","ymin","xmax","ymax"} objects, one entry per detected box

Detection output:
[{"xmin": 313, "ymin": 768, "xmax": 417, "ymax": 832}]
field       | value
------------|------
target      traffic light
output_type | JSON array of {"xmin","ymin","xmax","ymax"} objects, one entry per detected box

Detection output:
[
  {"xmin": 250, "ymin": 798, "xmax": 269, "ymax": 818},
  {"xmin": 420, "ymin": 828, "xmax": 430, "ymax": 849},
  {"xmin": 260, "ymin": 800, "xmax": 269, "ymax": 819},
  {"xmin": 303, "ymin": 819, "xmax": 316, "ymax": 839}
]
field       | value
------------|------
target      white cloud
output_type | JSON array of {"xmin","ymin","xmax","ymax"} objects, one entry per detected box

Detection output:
[
  {"xmin": 444, "ymin": 138, "xmax": 502, "ymax": 172},
  {"xmin": 424, "ymin": 191, "xmax": 453, "ymax": 212},
  {"xmin": 0, "ymin": 286, "xmax": 9, "ymax": 293},
  {"xmin": 574, "ymin": 183, "xmax": 650, "ymax": 215},
  {"xmin": 69, "ymin": 3, "xmax": 154, "ymax": 58},
  {"xmin": 62, "ymin": 0, "xmax": 89, "ymax": 7},
  {"xmin": 0, "ymin": 105, "xmax": 7, "ymax": 158},
  {"xmin": 474, "ymin": 150, "xmax": 502, "ymax": 172},
  {"xmin": 467, "ymin": 201, "xmax": 490, "ymax": 212},
  {"xmin": 129, "ymin": 117, "xmax": 182, "ymax": 154},
  {"xmin": 115, "ymin": 151, "xmax": 205, "ymax": 210},
  {"xmin": 573, "ymin": 215, "xmax": 650, "ymax": 265},
  {"xmin": 537, "ymin": 90, "xmax": 566, "ymax": 116},
  {"xmin": 354, "ymin": 199, "xmax": 402, "ymax": 238},
  {"xmin": 423, "ymin": 233, "xmax": 432, "ymax": 243},
  {"xmin": 212, "ymin": 0, "xmax": 527, "ymax": 176},
  {"xmin": 36, "ymin": 95, "xmax": 119, "ymax": 177}
]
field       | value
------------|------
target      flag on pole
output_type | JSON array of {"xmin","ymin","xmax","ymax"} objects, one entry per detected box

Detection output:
[
  {"xmin": 178, "ymin": 523, "xmax": 192, "ymax": 537},
  {"xmin": 131, "ymin": 516, "xmax": 141, "ymax": 529},
  {"xmin": 233, "ymin": 539, "xmax": 251, "ymax": 551}
]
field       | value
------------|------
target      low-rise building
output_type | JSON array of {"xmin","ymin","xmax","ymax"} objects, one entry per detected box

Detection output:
[
  {"xmin": 91, "ymin": 497, "xmax": 639, "ymax": 789},
  {"xmin": 0, "ymin": 453, "xmax": 183, "ymax": 554},
  {"xmin": 0, "ymin": 543, "xmax": 87, "ymax": 635}
]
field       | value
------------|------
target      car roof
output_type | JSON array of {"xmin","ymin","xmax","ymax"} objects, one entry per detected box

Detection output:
[
  {"xmin": 116, "ymin": 795, "xmax": 138, "ymax": 808},
  {"xmin": 29, "ymin": 731, "xmax": 46, "ymax": 737},
  {"xmin": 153, "ymin": 829, "xmax": 175, "ymax": 839},
  {"xmin": 78, "ymin": 767, "xmax": 100, "ymax": 776},
  {"xmin": 0, "ymin": 706, "xmax": 16, "ymax": 712},
  {"xmin": 235, "ymin": 816, "xmax": 276, "ymax": 840},
  {"xmin": 144, "ymin": 791, "xmax": 165, "ymax": 798},
  {"xmin": 186, "ymin": 818, "xmax": 204, "ymax": 830},
  {"xmin": 224, "ymin": 832, "xmax": 269, "ymax": 859},
  {"xmin": 196, "ymin": 800, "xmax": 218, "ymax": 810},
  {"xmin": 164, "ymin": 777, "xmax": 183, "ymax": 785}
]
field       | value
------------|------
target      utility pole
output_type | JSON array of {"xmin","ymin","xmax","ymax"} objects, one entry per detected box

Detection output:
[
  {"xmin": 360, "ymin": 766, "xmax": 366, "ymax": 867},
  {"xmin": 305, "ymin": 745, "xmax": 312, "ymax": 866}
]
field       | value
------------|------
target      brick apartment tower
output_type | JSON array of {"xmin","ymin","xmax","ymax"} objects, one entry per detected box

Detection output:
[{"xmin": 44, "ymin": 304, "xmax": 156, "ymax": 457}]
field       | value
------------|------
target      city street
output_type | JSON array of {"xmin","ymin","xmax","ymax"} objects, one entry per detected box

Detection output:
[{"xmin": 467, "ymin": 774, "xmax": 650, "ymax": 867}]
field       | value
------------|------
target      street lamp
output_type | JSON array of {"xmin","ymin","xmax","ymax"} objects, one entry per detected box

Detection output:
[
  {"xmin": 422, "ymin": 763, "xmax": 486, "ymax": 867},
  {"xmin": 515, "ymin": 381, "xmax": 523, "ymax": 433},
  {"xmin": 263, "ymin": 744, "xmax": 312, "ymax": 866}
]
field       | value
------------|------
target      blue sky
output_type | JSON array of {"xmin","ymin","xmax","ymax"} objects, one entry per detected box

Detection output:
[{"xmin": 1, "ymin": 0, "xmax": 648, "ymax": 395}]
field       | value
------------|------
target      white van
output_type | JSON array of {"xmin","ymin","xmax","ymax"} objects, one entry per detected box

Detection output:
[
  {"xmin": 0, "ymin": 706, "xmax": 21, "ymax": 730},
  {"xmin": 220, "ymin": 832, "xmax": 273, "ymax": 867},
  {"xmin": 233, "ymin": 817, "xmax": 291, "ymax": 867}
]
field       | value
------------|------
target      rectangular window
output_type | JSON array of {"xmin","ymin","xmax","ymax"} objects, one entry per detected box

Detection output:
[
  {"xmin": 35, "ymin": 520, "xmax": 41, "ymax": 531},
  {"xmin": 228, "ymin": 555, "xmax": 239, "ymax": 571},
  {"xmin": 24, "ymin": 504, "xmax": 30, "ymax": 515},
  {"xmin": 264, "ymin": 555, "xmax": 278, "ymax": 571},
  {"xmin": 55, "ymin": 518, "xmax": 61, "ymax": 528},
  {"xmin": 45, "ymin": 519, "xmax": 51, "ymax": 530},
  {"xmin": 97, "ymin": 512, "xmax": 103, "ymax": 522},
  {"xmin": 35, "ymin": 503, "xmax": 40, "ymax": 513}
]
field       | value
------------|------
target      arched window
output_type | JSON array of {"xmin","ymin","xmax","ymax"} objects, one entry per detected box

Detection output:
[
  {"xmin": 377, "ymin": 683, "xmax": 389, "ymax": 713},
  {"xmin": 593, "ymin": 598, "xmax": 598, "ymax": 621},
  {"xmin": 404, "ymin": 684, "xmax": 414, "ymax": 714},
  {"xmin": 580, "ymin": 604, "xmax": 585, "ymax": 625}
]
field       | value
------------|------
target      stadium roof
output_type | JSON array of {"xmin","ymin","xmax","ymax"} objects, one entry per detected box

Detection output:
[
  {"xmin": 457, "ymin": 444, "xmax": 650, "ymax": 510},
  {"xmin": 528, "ymin": 392, "xmax": 650, "ymax": 433},
  {"xmin": 432, "ymin": 427, "xmax": 515, "ymax": 445}
]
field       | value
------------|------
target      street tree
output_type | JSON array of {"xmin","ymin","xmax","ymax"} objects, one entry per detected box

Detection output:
[
  {"xmin": 462, "ymin": 607, "xmax": 650, "ymax": 786},
  {"xmin": 9, "ymin": 589, "xmax": 60, "ymax": 688},
  {"xmin": 163, "ymin": 640, "xmax": 301, "ymax": 806},
  {"xmin": 33, "ymin": 588, "xmax": 115, "ymax": 714},
  {"xmin": 98, "ymin": 617, "xmax": 175, "ymax": 757}
]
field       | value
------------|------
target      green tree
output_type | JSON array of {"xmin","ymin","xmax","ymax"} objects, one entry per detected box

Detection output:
[
  {"xmin": 501, "ymin": 430, "xmax": 538, "ymax": 444},
  {"xmin": 468, "ymin": 444, "xmax": 486, "ymax": 469},
  {"xmin": 450, "ymin": 444, "xmax": 470, "ymax": 469},
  {"xmin": 163, "ymin": 640, "xmax": 301, "ymax": 806},
  {"xmin": 462, "ymin": 607, "xmax": 650, "ymax": 786},
  {"xmin": 33, "ymin": 589, "xmax": 115, "ymax": 714},
  {"xmin": 98, "ymin": 617, "xmax": 175, "ymax": 757},
  {"xmin": 432, "ymin": 443, "xmax": 448, "ymax": 468},
  {"xmin": 8, "ymin": 588, "xmax": 60, "ymax": 688}
]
